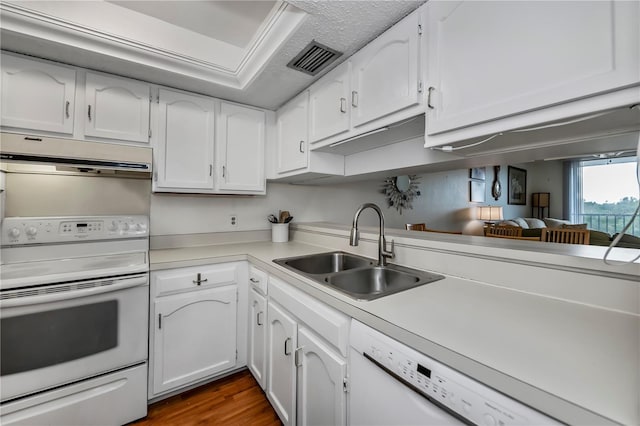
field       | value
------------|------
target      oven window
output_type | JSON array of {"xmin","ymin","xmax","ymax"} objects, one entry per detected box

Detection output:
[{"xmin": 1, "ymin": 301, "xmax": 118, "ymax": 376}]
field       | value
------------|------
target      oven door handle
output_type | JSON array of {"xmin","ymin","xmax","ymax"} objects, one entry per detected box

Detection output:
[{"xmin": 0, "ymin": 274, "xmax": 148, "ymax": 308}]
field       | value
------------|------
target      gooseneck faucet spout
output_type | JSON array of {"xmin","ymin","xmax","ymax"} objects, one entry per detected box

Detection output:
[{"xmin": 349, "ymin": 203, "xmax": 395, "ymax": 266}]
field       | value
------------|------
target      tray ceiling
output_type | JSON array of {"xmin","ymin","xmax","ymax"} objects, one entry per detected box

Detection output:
[{"xmin": 0, "ymin": 0, "xmax": 424, "ymax": 109}]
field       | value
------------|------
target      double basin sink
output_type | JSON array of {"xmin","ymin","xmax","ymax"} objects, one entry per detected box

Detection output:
[{"xmin": 274, "ymin": 251, "xmax": 444, "ymax": 301}]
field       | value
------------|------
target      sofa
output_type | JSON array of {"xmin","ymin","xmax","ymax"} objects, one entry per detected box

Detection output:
[{"xmin": 496, "ymin": 217, "xmax": 640, "ymax": 249}]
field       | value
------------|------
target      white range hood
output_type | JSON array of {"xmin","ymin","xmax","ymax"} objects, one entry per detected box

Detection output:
[{"xmin": 0, "ymin": 132, "xmax": 152, "ymax": 176}]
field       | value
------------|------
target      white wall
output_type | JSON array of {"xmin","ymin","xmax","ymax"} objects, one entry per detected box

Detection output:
[
  {"xmin": 527, "ymin": 160, "xmax": 564, "ymax": 219},
  {"xmin": 150, "ymin": 161, "xmax": 565, "ymax": 236},
  {"xmin": 380, "ymin": 162, "xmax": 563, "ymax": 234},
  {"xmin": 150, "ymin": 181, "xmax": 386, "ymax": 235}
]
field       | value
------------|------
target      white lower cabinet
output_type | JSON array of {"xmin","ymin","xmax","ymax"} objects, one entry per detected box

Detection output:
[
  {"xmin": 248, "ymin": 287, "xmax": 267, "ymax": 390},
  {"xmin": 267, "ymin": 301, "xmax": 298, "ymax": 426},
  {"xmin": 297, "ymin": 327, "xmax": 347, "ymax": 426},
  {"xmin": 263, "ymin": 276, "xmax": 349, "ymax": 426},
  {"xmin": 149, "ymin": 262, "xmax": 247, "ymax": 399}
]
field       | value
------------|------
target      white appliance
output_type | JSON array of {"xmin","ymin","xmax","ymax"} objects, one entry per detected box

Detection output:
[
  {"xmin": 0, "ymin": 215, "xmax": 150, "ymax": 425},
  {"xmin": 349, "ymin": 320, "xmax": 560, "ymax": 426}
]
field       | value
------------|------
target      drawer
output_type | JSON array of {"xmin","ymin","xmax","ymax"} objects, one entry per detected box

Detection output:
[
  {"xmin": 152, "ymin": 263, "xmax": 241, "ymax": 297},
  {"xmin": 269, "ymin": 276, "xmax": 349, "ymax": 357},
  {"xmin": 249, "ymin": 265, "xmax": 268, "ymax": 295}
]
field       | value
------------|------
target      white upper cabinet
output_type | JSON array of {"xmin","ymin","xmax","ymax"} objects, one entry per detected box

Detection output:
[
  {"xmin": 351, "ymin": 9, "xmax": 421, "ymax": 128},
  {"xmin": 425, "ymin": 0, "xmax": 640, "ymax": 135},
  {"xmin": 309, "ymin": 62, "xmax": 351, "ymax": 144},
  {"xmin": 276, "ymin": 91, "xmax": 309, "ymax": 174},
  {"xmin": 84, "ymin": 72, "xmax": 151, "ymax": 143},
  {"xmin": 1, "ymin": 53, "xmax": 75, "ymax": 135},
  {"xmin": 216, "ymin": 102, "xmax": 265, "ymax": 193},
  {"xmin": 155, "ymin": 88, "xmax": 215, "ymax": 191}
]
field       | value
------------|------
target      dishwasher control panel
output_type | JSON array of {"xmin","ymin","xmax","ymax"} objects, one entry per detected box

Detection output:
[{"xmin": 351, "ymin": 320, "xmax": 560, "ymax": 426}]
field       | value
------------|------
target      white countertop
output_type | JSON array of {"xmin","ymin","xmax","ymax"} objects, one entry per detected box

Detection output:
[{"xmin": 151, "ymin": 238, "xmax": 640, "ymax": 425}]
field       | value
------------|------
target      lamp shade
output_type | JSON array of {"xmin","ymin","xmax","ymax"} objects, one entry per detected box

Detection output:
[
  {"xmin": 532, "ymin": 192, "xmax": 550, "ymax": 208},
  {"xmin": 477, "ymin": 206, "xmax": 504, "ymax": 221}
]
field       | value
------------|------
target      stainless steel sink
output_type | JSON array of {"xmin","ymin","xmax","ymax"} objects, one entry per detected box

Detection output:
[
  {"xmin": 273, "ymin": 252, "xmax": 444, "ymax": 301},
  {"xmin": 277, "ymin": 251, "xmax": 373, "ymax": 275}
]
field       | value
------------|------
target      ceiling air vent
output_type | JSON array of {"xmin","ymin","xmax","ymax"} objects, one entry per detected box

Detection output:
[{"xmin": 287, "ymin": 41, "xmax": 342, "ymax": 76}]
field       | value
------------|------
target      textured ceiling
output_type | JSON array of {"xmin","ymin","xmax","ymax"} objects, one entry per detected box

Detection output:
[
  {"xmin": 238, "ymin": 0, "xmax": 426, "ymax": 109},
  {"xmin": 0, "ymin": 0, "xmax": 425, "ymax": 110}
]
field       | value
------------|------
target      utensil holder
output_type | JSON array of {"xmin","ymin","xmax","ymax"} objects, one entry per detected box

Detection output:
[{"xmin": 272, "ymin": 223, "xmax": 289, "ymax": 243}]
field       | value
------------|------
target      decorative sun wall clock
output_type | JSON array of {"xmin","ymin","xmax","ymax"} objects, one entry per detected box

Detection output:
[{"xmin": 381, "ymin": 175, "xmax": 421, "ymax": 214}]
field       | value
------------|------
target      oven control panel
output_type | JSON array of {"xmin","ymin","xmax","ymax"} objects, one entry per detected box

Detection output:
[{"xmin": 2, "ymin": 216, "xmax": 149, "ymax": 245}]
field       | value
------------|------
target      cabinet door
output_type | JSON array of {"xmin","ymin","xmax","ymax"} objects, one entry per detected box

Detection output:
[
  {"xmin": 1, "ymin": 54, "xmax": 75, "ymax": 134},
  {"xmin": 276, "ymin": 91, "xmax": 309, "ymax": 174},
  {"xmin": 248, "ymin": 288, "xmax": 267, "ymax": 390},
  {"xmin": 153, "ymin": 285, "xmax": 237, "ymax": 395},
  {"xmin": 216, "ymin": 102, "xmax": 265, "ymax": 192},
  {"xmin": 351, "ymin": 11, "xmax": 420, "ymax": 128},
  {"xmin": 297, "ymin": 327, "xmax": 347, "ymax": 426},
  {"xmin": 309, "ymin": 62, "xmax": 350, "ymax": 143},
  {"xmin": 84, "ymin": 72, "xmax": 150, "ymax": 143},
  {"xmin": 155, "ymin": 88, "xmax": 215, "ymax": 190},
  {"xmin": 426, "ymin": 0, "xmax": 640, "ymax": 135},
  {"xmin": 267, "ymin": 302, "xmax": 297, "ymax": 426}
]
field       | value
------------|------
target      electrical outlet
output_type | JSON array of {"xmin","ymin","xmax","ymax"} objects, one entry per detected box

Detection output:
[{"xmin": 229, "ymin": 214, "xmax": 238, "ymax": 228}]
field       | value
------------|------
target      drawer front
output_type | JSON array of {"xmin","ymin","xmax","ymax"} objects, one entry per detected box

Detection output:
[
  {"xmin": 152, "ymin": 263, "xmax": 240, "ymax": 297},
  {"xmin": 269, "ymin": 276, "xmax": 349, "ymax": 357},
  {"xmin": 249, "ymin": 265, "xmax": 268, "ymax": 295}
]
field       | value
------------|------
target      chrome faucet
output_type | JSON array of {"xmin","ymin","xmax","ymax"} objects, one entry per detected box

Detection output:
[{"xmin": 349, "ymin": 203, "xmax": 395, "ymax": 266}]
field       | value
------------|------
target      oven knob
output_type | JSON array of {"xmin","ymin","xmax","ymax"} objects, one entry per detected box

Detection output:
[
  {"xmin": 121, "ymin": 223, "xmax": 130, "ymax": 231},
  {"xmin": 26, "ymin": 226, "xmax": 38, "ymax": 237},
  {"xmin": 108, "ymin": 221, "xmax": 118, "ymax": 232},
  {"xmin": 8, "ymin": 228, "xmax": 20, "ymax": 238},
  {"xmin": 483, "ymin": 414, "xmax": 497, "ymax": 426}
]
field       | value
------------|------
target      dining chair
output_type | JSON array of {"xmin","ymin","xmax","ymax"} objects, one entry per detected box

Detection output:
[
  {"xmin": 542, "ymin": 228, "xmax": 590, "ymax": 245},
  {"xmin": 486, "ymin": 225, "xmax": 523, "ymax": 238},
  {"xmin": 405, "ymin": 223, "xmax": 427, "ymax": 231}
]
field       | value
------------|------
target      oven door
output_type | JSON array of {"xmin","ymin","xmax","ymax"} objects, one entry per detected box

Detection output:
[{"xmin": 0, "ymin": 273, "xmax": 149, "ymax": 402}]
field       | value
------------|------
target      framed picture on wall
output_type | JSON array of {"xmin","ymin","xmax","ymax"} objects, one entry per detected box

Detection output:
[
  {"xmin": 508, "ymin": 166, "xmax": 527, "ymax": 205},
  {"xmin": 469, "ymin": 167, "xmax": 486, "ymax": 180},
  {"xmin": 470, "ymin": 180, "xmax": 485, "ymax": 203}
]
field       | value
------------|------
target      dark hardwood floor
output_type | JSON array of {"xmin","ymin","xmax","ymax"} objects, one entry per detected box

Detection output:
[{"xmin": 131, "ymin": 370, "xmax": 282, "ymax": 425}]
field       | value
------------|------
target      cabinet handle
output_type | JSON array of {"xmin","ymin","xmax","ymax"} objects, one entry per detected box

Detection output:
[
  {"xmin": 192, "ymin": 273, "xmax": 208, "ymax": 286},
  {"xmin": 249, "ymin": 278, "xmax": 260, "ymax": 283},
  {"xmin": 87, "ymin": 105, "xmax": 92, "ymax": 121},
  {"xmin": 24, "ymin": 136, "xmax": 43, "ymax": 142},
  {"xmin": 210, "ymin": 164, "xmax": 213, "ymax": 177},
  {"xmin": 427, "ymin": 87, "xmax": 435, "ymax": 110},
  {"xmin": 284, "ymin": 337, "xmax": 292, "ymax": 356},
  {"xmin": 158, "ymin": 314, "xmax": 162, "ymax": 329},
  {"xmin": 294, "ymin": 347, "xmax": 303, "ymax": 367},
  {"xmin": 351, "ymin": 91, "xmax": 358, "ymax": 108},
  {"xmin": 257, "ymin": 311, "xmax": 264, "ymax": 326},
  {"xmin": 299, "ymin": 141, "xmax": 305, "ymax": 153},
  {"xmin": 222, "ymin": 165, "xmax": 226, "ymax": 178},
  {"xmin": 65, "ymin": 101, "xmax": 70, "ymax": 118},
  {"xmin": 340, "ymin": 97, "xmax": 347, "ymax": 113}
]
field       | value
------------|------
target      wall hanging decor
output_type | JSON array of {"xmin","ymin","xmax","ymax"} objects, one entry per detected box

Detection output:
[
  {"xmin": 508, "ymin": 166, "xmax": 527, "ymax": 205},
  {"xmin": 470, "ymin": 180, "xmax": 486, "ymax": 203},
  {"xmin": 491, "ymin": 165, "xmax": 502, "ymax": 201},
  {"xmin": 381, "ymin": 175, "xmax": 420, "ymax": 214},
  {"xmin": 469, "ymin": 167, "xmax": 486, "ymax": 180}
]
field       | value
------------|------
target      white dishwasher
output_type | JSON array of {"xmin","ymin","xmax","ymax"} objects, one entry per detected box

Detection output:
[{"xmin": 349, "ymin": 320, "xmax": 559, "ymax": 425}]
